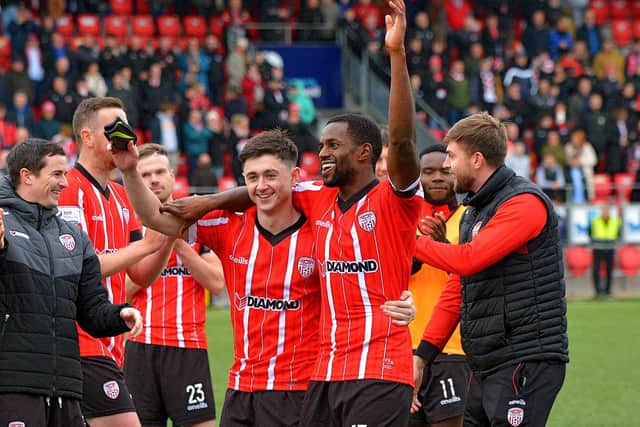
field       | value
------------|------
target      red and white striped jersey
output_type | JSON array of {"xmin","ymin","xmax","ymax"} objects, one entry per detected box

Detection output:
[
  {"xmin": 129, "ymin": 242, "xmax": 208, "ymax": 349},
  {"xmin": 190, "ymin": 206, "xmax": 320, "ymax": 392},
  {"xmin": 293, "ymin": 179, "xmax": 421, "ymax": 387},
  {"xmin": 58, "ymin": 164, "xmax": 142, "ymax": 367}
]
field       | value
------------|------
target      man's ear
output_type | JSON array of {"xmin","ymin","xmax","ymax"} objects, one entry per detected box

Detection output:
[
  {"xmin": 358, "ymin": 143, "xmax": 373, "ymax": 163},
  {"xmin": 291, "ymin": 166, "xmax": 301, "ymax": 185},
  {"xmin": 80, "ymin": 127, "xmax": 94, "ymax": 148},
  {"xmin": 19, "ymin": 168, "xmax": 33, "ymax": 185}
]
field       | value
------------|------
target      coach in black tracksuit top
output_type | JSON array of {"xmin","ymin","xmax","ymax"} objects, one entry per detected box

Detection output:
[{"xmin": 0, "ymin": 139, "xmax": 142, "ymax": 427}]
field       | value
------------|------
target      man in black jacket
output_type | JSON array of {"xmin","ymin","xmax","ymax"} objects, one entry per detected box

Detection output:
[{"xmin": 0, "ymin": 139, "xmax": 142, "ymax": 427}]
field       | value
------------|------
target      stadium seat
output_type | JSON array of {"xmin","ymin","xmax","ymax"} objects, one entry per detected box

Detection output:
[
  {"xmin": 593, "ymin": 173, "xmax": 612, "ymax": 202},
  {"xmin": 300, "ymin": 152, "xmax": 321, "ymax": 178},
  {"xmin": 610, "ymin": 0, "xmax": 629, "ymax": 20},
  {"xmin": 136, "ymin": 0, "xmax": 152, "ymax": 14},
  {"xmin": 157, "ymin": 15, "xmax": 182, "ymax": 38},
  {"xmin": 77, "ymin": 14, "xmax": 101, "ymax": 37},
  {"xmin": 172, "ymin": 176, "xmax": 191, "ymax": 199},
  {"xmin": 131, "ymin": 15, "xmax": 155, "ymax": 37},
  {"xmin": 183, "ymin": 16, "xmax": 208, "ymax": 39},
  {"xmin": 633, "ymin": 19, "xmax": 640, "ymax": 41},
  {"xmin": 56, "ymin": 15, "xmax": 75, "ymax": 38},
  {"xmin": 0, "ymin": 36, "xmax": 11, "ymax": 71},
  {"xmin": 614, "ymin": 172, "xmax": 634, "ymax": 203},
  {"xmin": 105, "ymin": 15, "xmax": 129, "ymax": 37},
  {"xmin": 566, "ymin": 246, "xmax": 593, "ymax": 277},
  {"xmin": 611, "ymin": 19, "xmax": 633, "ymax": 47},
  {"xmin": 210, "ymin": 16, "xmax": 224, "ymax": 38},
  {"xmin": 110, "ymin": 0, "xmax": 133, "ymax": 14},
  {"xmin": 618, "ymin": 245, "xmax": 640, "ymax": 276},
  {"xmin": 589, "ymin": 1, "xmax": 609, "ymax": 27},
  {"xmin": 218, "ymin": 176, "xmax": 237, "ymax": 191},
  {"xmin": 633, "ymin": 1, "xmax": 640, "ymax": 18}
]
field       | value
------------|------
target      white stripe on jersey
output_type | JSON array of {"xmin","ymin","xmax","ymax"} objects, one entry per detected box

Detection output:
[
  {"xmin": 351, "ymin": 220, "xmax": 373, "ymax": 379},
  {"xmin": 176, "ymin": 254, "xmax": 185, "ymax": 348},
  {"xmin": 234, "ymin": 226, "xmax": 260, "ymax": 390},
  {"xmin": 78, "ymin": 189, "xmax": 88, "ymax": 233},
  {"xmin": 266, "ymin": 230, "xmax": 299, "ymax": 390},
  {"xmin": 324, "ymin": 222, "xmax": 337, "ymax": 381},
  {"xmin": 144, "ymin": 286, "xmax": 152, "ymax": 344},
  {"xmin": 198, "ymin": 217, "xmax": 229, "ymax": 226}
]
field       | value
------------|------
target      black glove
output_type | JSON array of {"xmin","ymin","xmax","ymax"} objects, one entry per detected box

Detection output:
[{"xmin": 104, "ymin": 117, "xmax": 137, "ymax": 150}]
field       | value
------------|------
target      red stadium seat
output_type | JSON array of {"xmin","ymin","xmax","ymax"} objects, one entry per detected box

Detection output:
[
  {"xmin": 612, "ymin": 19, "xmax": 633, "ymax": 47},
  {"xmin": 0, "ymin": 36, "xmax": 11, "ymax": 71},
  {"xmin": 157, "ymin": 15, "xmax": 182, "ymax": 38},
  {"xmin": 77, "ymin": 14, "xmax": 101, "ymax": 37},
  {"xmin": 589, "ymin": 0, "xmax": 609, "ymax": 27},
  {"xmin": 633, "ymin": 19, "xmax": 640, "ymax": 41},
  {"xmin": 566, "ymin": 246, "xmax": 593, "ymax": 277},
  {"xmin": 633, "ymin": 1, "xmax": 640, "ymax": 19},
  {"xmin": 172, "ymin": 176, "xmax": 191, "ymax": 199},
  {"xmin": 610, "ymin": 0, "xmax": 629, "ymax": 20},
  {"xmin": 615, "ymin": 172, "xmax": 634, "ymax": 203},
  {"xmin": 593, "ymin": 173, "xmax": 612, "ymax": 202},
  {"xmin": 110, "ymin": 0, "xmax": 133, "ymax": 15},
  {"xmin": 210, "ymin": 16, "xmax": 224, "ymax": 38},
  {"xmin": 105, "ymin": 15, "xmax": 129, "ymax": 37},
  {"xmin": 300, "ymin": 152, "xmax": 321, "ymax": 178},
  {"xmin": 183, "ymin": 15, "xmax": 208, "ymax": 39},
  {"xmin": 136, "ymin": 0, "xmax": 152, "ymax": 14},
  {"xmin": 131, "ymin": 15, "xmax": 155, "ymax": 37},
  {"xmin": 618, "ymin": 245, "xmax": 640, "ymax": 276},
  {"xmin": 218, "ymin": 176, "xmax": 237, "ymax": 191},
  {"xmin": 56, "ymin": 15, "xmax": 75, "ymax": 37},
  {"xmin": 176, "ymin": 153, "xmax": 189, "ymax": 178}
]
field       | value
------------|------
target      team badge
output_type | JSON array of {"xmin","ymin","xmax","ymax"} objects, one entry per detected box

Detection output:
[
  {"xmin": 59, "ymin": 234, "xmax": 76, "ymax": 251},
  {"xmin": 471, "ymin": 221, "xmax": 483, "ymax": 238},
  {"xmin": 297, "ymin": 257, "xmax": 316, "ymax": 278},
  {"xmin": 122, "ymin": 207, "xmax": 130, "ymax": 224},
  {"xmin": 103, "ymin": 380, "xmax": 120, "ymax": 399},
  {"xmin": 8, "ymin": 422, "xmax": 26, "ymax": 427},
  {"xmin": 507, "ymin": 407, "xmax": 524, "ymax": 426},
  {"xmin": 357, "ymin": 211, "xmax": 377, "ymax": 232}
]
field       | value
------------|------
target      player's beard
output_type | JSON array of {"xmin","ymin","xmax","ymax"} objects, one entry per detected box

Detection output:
[
  {"xmin": 453, "ymin": 171, "xmax": 474, "ymax": 194},
  {"xmin": 424, "ymin": 186, "xmax": 455, "ymax": 205},
  {"xmin": 323, "ymin": 164, "xmax": 353, "ymax": 187}
]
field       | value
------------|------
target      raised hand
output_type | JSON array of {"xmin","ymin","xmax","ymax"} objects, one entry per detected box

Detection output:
[
  {"xmin": 109, "ymin": 139, "xmax": 139, "ymax": 173},
  {"xmin": 160, "ymin": 195, "xmax": 212, "ymax": 230},
  {"xmin": 418, "ymin": 212, "xmax": 449, "ymax": 243},
  {"xmin": 384, "ymin": 0, "xmax": 407, "ymax": 53}
]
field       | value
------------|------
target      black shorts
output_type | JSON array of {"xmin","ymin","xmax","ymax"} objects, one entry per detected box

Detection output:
[
  {"xmin": 409, "ymin": 353, "xmax": 471, "ymax": 425},
  {"xmin": 301, "ymin": 380, "xmax": 413, "ymax": 427},
  {"xmin": 0, "ymin": 393, "xmax": 84, "ymax": 427},
  {"xmin": 80, "ymin": 356, "xmax": 136, "ymax": 419},
  {"xmin": 220, "ymin": 389, "xmax": 305, "ymax": 427},
  {"xmin": 464, "ymin": 360, "xmax": 566, "ymax": 427},
  {"xmin": 124, "ymin": 341, "xmax": 216, "ymax": 426}
]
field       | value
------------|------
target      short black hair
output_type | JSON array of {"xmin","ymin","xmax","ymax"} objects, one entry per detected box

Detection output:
[
  {"xmin": 8, "ymin": 138, "xmax": 66, "ymax": 187},
  {"xmin": 239, "ymin": 129, "xmax": 298, "ymax": 167},
  {"xmin": 327, "ymin": 113, "xmax": 382, "ymax": 168},
  {"xmin": 419, "ymin": 143, "xmax": 447, "ymax": 158}
]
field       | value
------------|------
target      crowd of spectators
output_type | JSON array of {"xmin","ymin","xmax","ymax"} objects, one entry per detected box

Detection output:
[{"xmin": 3, "ymin": 0, "xmax": 640, "ymax": 201}]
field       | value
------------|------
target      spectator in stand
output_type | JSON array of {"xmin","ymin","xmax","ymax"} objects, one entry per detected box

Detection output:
[
  {"xmin": 568, "ymin": 76, "xmax": 593, "ymax": 124},
  {"xmin": 411, "ymin": 74, "xmax": 429, "ymax": 123},
  {"xmin": 226, "ymin": 37, "xmax": 249, "ymax": 88},
  {"xmin": 73, "ymin": 35, "xmax": 99, "ymax": 75},
  {"xmin": 99, "ymin": 36, "xmax": 125, "ymax": 85},
  {"xmin": 258, "ymin": 0, "xmax": 288, "ymax": 41},
  {"xmin": 541, "ymin": 129, "xmax": 567, "ymax": 168},
  {"xmin": 73, "ymin": 78, "xmax": 92, "ymax": 102},
  {"xmin": 229, "ymin": 113, "xmax": 251, "ymax": 185},
  {"xmin": 183, "ymin": 108, "xmax": 214, "ymax": 178},
  {"xmin": 621, "ymin": 83, "xmax": 639, "ymax": 121},
  {"xmin": 298, "ymin": 0, "xmax": 325, "ymax": 42},
  {"xmin": 533, "ymin": 112, "xmax": 556, "ymax": 159},
  {"xmin": 107, "ymin": 70, "xmax": 140, "ymax": 130},
  {"xmin": 589, "ymin": 203, "xmax": 621, "ymax": 299},
  {"xmin": 522, "ymin": 10, "xmax": 550, "ymax": 58},
  {"xmin": 288, "ymin": 81, "xmax": 316, "ymax": 127},
  {"xmin": 180, "ymin": 60, "xmax": 208, "ymax": 98},
  {"xmin": 407, "ymin": 37, "xmax": 428, "ymax": 79},
  {"xmin": 566, "ymin": 154, "xmax": 588, "ymax": 204},
  {"xmin": 593, "ymin": 40, "xmax": 625, "ymax": 83},
  {"xmin": 444, "ymin": 0, "xmax": 472, "ymax": 54},
  {"xmin": 504, "ymin": 50, "xmax": 535, "ymax": 99},
  {"xmin": 503, "ymin": 82, "xmax": 528, "ymax": 129},
  {"xmin": 464, "ymin": 42, "xmax": 485, "ymax": 81},
  {"xmin": 43, "ymin": 32, "xmax": 71, "ymax": 72},
  {"xmin": 580, "ymin": 92, "xmax": 608, "ymax": 160},
  {"xmin": 549, "ymin": 16, "xmax": 574, "ymax": 61},
  {"xmin": 203, "ymin": 35, "xmax": 225, "ymax": 106},
  {"xmin": 471, "ymin": 57, "xmax": 502, "ymax": 112},
  {"xmin": 409, "ymin": 12, "xmax": 434, "ymax": 57},
  {"xmin": 84, "ymin": 62, "xmax": 108, "ymax": 98},
  {"xmin": 536, "ymin": 153, "xmax": 566, "ymax": 202},
  {"xmin": 24, "ymin": 35, "xmax": 44, "ymax": 90},
  {"xmin": 354, "ymin": 0, "xmax": 382, "ymax": 27},
  {"xmin": 285, "ymin": 102, "xmax": 319, "ymax": 155},
  {"xmin": 153, "ymin": 36, "xmax": 180, "ymax": 82},
  {"xmin": 223, "ymin": 84, "xmax": 249, "ymax": 121},
  {"xmin": 180, "ymin": 38, "xmax": 211, "ymax": 95},
  {"xmin": 599, "ymin": 65, "xmax": 623, "ymax": 111},
  {"xmin": 482, "ymin": 14, "xmax": 506, "ymax": 59},
  {"xmin": 41, "ymin": 56, "xmax": 75, "ymax": 103},
  {"xmin": 506, "ymin": 140, "xmax": 531, "ymax": 179},
  {"xmin": 553, "ymin": 102, "xmax": 571, "ymax": 142},
  {"xmin": 190, "ymin": 152, "xmax": 219, "ymax": 190},
  {"xmin": 567, "ymin": 0, "xmax": 589, "ymax": 28},
  {"xmin": 14, "ymin": 127, "xmax": 29, "ymax": 144},
  {"xmin": 124, "ymin": 35, "xmax": 151, "ymax": 82},
  {"xmin": 359, "ymin": 11, "xmax": 385, "ymax": 49},
  {"xmin": 0, "ymin": 103, "xmax": 17, "ymax": 151},
  {"xmin": 320, "ymin": 0, "xmax": 341, "ymax": 41},
  {"xmin": 5, "ymin": 59, "xmax": 33, "ymax": 103},
  {"xmin": 7, "ymin": 5, "xmax": 37, "ymax": 61},
  {"xmin": 576, "ymin": 8, "xmax": 601, "ymax": 58},
  {"xmin": 447, "ymin": 60, "xmax": 471, "ymax": 125},
  {"xmin": 6, "ymin": 90, "xmax": 34, "ymax": 134},
  {"xmin": 32, "ymin": 100, "xmax": 60, "ymax": 140},
  {"xmin": 605, "ymin": 106, "xmax": 635, "ymax": 176},
  {"xmin": 241, "ymin": 63, "xmax": 265, "ymax": 121},
  {"xmin": 566, "ymin": 128, "xmax": 598, "ymax": 199},
  {"xmin": 150, "ymin": 102, "xmax": 180, "ymax": 168},
  {"xmin": 205, "ymin": 109, "xmax": 227, "ymax": 179},
  {"xmin": 220, "ymin": 0, "xmax": 252, "ymax": 51},
  {"xmin": 425, "ymin": 56, "xmax": 448, "ymax": 124},
  {"xmin": 49, "ymin": 76, "xmax": 79, "ymax": 126},
  {"xmin": 263, "ymin": 76, "xmax": 289, "ymax": 129},
  {"xmin": 530, "ymin": 78, "xmax": 557, "ymax": 117},
  {"xmin": 141, "ymin": 62, "xmax": 176, "ymax": 125}
]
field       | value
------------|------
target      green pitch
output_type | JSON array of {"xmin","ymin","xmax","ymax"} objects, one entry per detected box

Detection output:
[{"xmin": 204, "ymin": 299, "xmax": 640, "ymax": 426}]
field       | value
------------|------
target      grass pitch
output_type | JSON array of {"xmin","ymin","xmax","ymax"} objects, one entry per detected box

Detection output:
[{"xmin": 205, "ymin": 299, "xmax": 640, "ymax": 426}]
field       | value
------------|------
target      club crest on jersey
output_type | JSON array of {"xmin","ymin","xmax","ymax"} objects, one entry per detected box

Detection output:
[
  {"xmin": 103, "ymin": 380, "xmax": 120, "ymax": 399},
  {"xmin": 122, "ymin": 207, "xmax": 130, "ymax": 224},
  {"xmin": 471, "ymin": 221, "xmax": 483, "ymax": 238},
  {"xmin": 8, "ymin": 422, "xmax": 25, "ymax": 427},
  {"xmin": 507, "ymin": 407, "xmax": 524, "ymax": 426},
  {"xmin": 59, "ymin": 234, "xmax": 76, "ymax": 250},
  {"xmin": 297, "ymin": 257, "xmax": 316, "ymax": 278},
  {"xmin": 357, "ymin": 211, "xmax": 377, "ymax": 232}
]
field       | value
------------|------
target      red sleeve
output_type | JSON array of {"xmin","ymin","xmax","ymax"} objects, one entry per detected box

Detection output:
[
  {"xmin": 190, "ymin": 209, "xmax": 230, "ymax": 254},
  {"xmin": 415, "ymin": 194, "xmax": 548, "ymax": 276},
  {"xmin": 291, "ymin": 181, "xmax": 335, "ymax": 219},
  {"xmin": 422, "ymin": 273, "xmax": 461, "ymax": 349}
]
